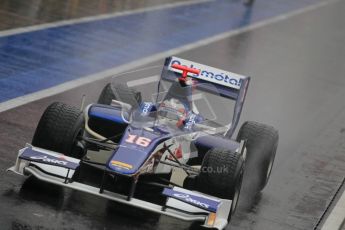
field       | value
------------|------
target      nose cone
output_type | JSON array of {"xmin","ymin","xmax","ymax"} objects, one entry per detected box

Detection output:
[
  {"xmin": 107, "ymin": 126, "xmax": 171, "ymax": 175},
  {"xmin": 107, "ymin": 146, "xmax": 149, "ymax": 175}
]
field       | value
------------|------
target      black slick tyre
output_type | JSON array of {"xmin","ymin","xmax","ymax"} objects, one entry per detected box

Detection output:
[
  {"xmin": 195, "ymin": 148, "xmax": 244, "ymax": 220},
  {"xmin": 32, "ymin": 102, "xmax": 84, "ymax": 158}
]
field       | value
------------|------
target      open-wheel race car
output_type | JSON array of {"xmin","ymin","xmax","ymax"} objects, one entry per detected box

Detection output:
[{"xmin": 8, "ymin": 56, "xmax": 278, "ymax": 229}]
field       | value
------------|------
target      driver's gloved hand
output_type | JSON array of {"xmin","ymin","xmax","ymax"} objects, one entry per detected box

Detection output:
[{"xmin": 179, "ymin": 113, "xmax": 204, "ymax": 131}]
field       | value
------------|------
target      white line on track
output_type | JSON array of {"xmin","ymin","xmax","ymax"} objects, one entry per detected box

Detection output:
[
  {"xmin": 321, "ymin": 189, "xmax": 345, "ymax": 230},
  {"xmin": 0, "ymin": 0, "xmax": 338, "ymax": 113},
  {"xmin": 0, "ymin": 0, "xmax": 213, "ymax": 38},
  {"xmin": 127, "ymin": 75, "xmax": 159, "ymax": 87}
]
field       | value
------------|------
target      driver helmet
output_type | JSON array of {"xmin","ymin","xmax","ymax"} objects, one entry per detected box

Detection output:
[{"xmin": 158, "ymin": 98, "xmax": 187, "ymax": 127}]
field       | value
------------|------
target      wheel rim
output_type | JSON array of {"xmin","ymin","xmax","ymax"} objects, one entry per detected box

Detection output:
[
  {"xmin": 265, "ymin": 143, "xmax": 278, "ymax": 183},
  {"xmin": 266, "ymin": 156, "xmax": 274, "ymax": 179},
  {"xmin": 231, "ymin": 183, "xmax": 240, "ymax": 213},
  {"xmin": 229, "ymin": 167, "xmax": 244, "ymax": 220}
]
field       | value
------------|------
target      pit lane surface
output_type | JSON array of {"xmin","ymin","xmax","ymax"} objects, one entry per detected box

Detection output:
[
  {"xmin": 0, "ymin": 0, "xmax": 191, "ymax": 30},
  {"xmin": 1, "ymin": 0, "xmax": 345, "ymax": 230}
]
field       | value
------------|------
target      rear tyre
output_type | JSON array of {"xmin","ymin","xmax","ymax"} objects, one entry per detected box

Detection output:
[
  {"xmin": 237, "ymin": 121, "xmax": 279, "ymax": 192},
  {"xmin": 32, "ymin": 102, "xmax": 84, "ymax": 158},
  {"xmin": 195, "ymin": 149, "xmax": 244, "ymax": 221},
  {"xmin": 97, "ymin": 83, "xmax": 115, "ymax": 105},
  {"xmin": 97, "ymin": 83, "xmax": 142, "ymax": 107}
]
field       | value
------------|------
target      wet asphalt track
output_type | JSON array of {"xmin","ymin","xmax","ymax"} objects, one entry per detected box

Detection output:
[{"xmin": 1, "ymin": 0, "xmax": 345, "ymax": 230}]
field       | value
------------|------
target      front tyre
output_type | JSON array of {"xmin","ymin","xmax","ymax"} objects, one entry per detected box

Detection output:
[
  {"xmin": 237, "ymin": 121, "xmax": 279, "ymax": 192},
  {"xmin": 195, "ymin": 149, "xmax": 244, "ymax": 221},
  {"xmin": 32, "ymin": 102, "xmax": 84, "ymax": 158}
]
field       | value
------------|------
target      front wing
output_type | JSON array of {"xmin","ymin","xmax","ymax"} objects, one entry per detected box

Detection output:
[{"xmin": 8, "ymin": 145, "xmax": 232, "ymax": 229}]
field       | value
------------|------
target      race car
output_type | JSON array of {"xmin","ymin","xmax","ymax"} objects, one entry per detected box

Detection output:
[{"xmin": 8, "ymin": 56, "xmax": 279, "ymax": 229}]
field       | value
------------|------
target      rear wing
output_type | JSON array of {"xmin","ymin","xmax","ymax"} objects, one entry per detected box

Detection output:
[{"xmin": 161, "ymin": 56, "xmax": 250, "ymax": 137}]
